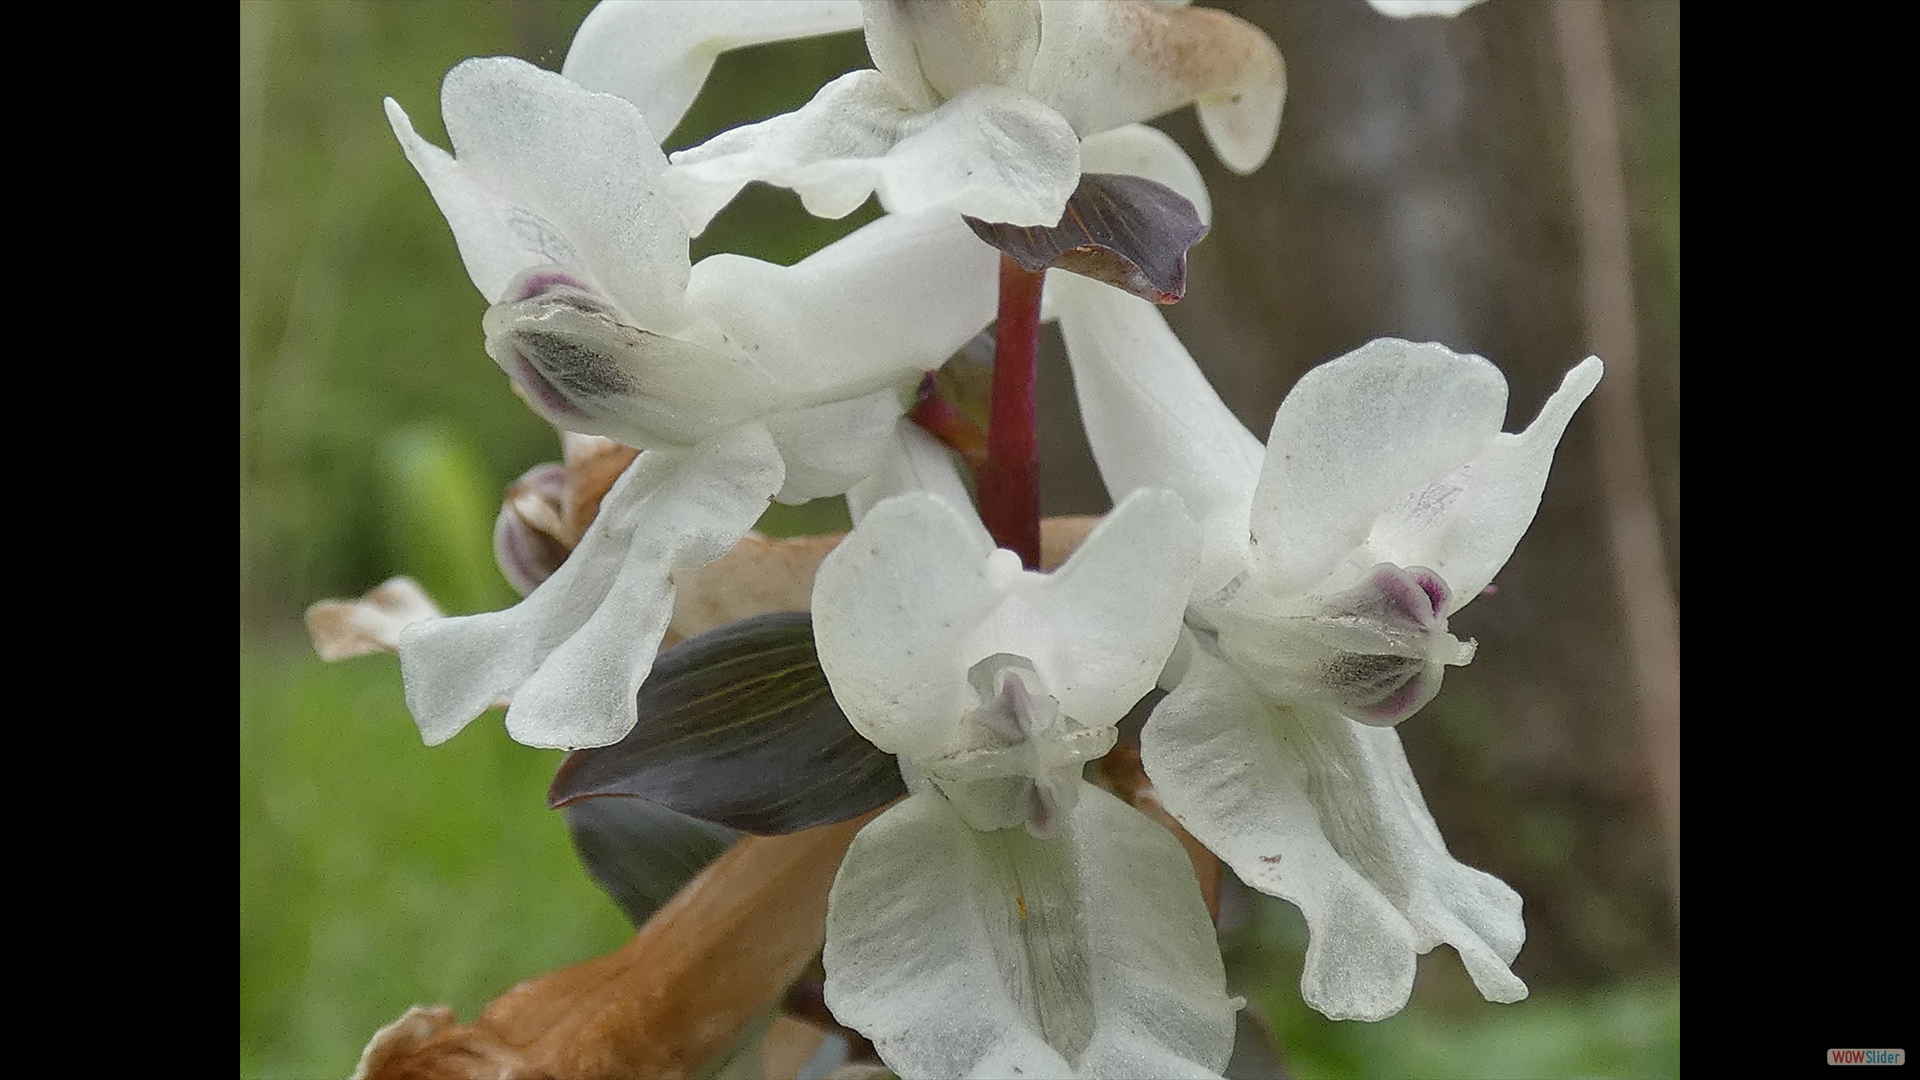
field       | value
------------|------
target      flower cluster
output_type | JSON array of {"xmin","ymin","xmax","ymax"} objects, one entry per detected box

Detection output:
[{"xmin": 333, "ymin": 1, "xmax": 1600, "ymax": 1075}]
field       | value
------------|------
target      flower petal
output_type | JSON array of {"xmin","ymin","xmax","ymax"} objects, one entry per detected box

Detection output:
[
  {"xmin": 811, "ymin": 492, "xmax": 998, "ymax": 760},
  {"xmin": 685, "ymin": 209, "xmax": 999, "ymax": 401},
  {"xmin": 1078, "ymin": 123, "xmax": 1212, "ymax": 226},
  {"xmin": 824, "ymin": 785, "xmax": 1234, "ymax": 1078},
  {"xmin": 1143, "ymin": 640, "xmax": 1528, "ymax": 1021},
  {"xmin": 667, "ymin": 70, "xmax": 1082, "ymax": 231},
  {"xmin": 1251, "ymin": 346, "xmax": 1602, "ymax": 606},
  {"xmin": 1026, "ymin": 1, "xmax": 1284, "ymax": 174},
  {"xmin": 562, "ymin": 0, "xmax": 864, "ymax": 140},
  {"xmin": 1052, "ymin": 273, "xmax": 1264, "ymax": 594},
  {"xmin": 387, "ymin": 57, "xmax": 689, "ymax": 324},
  {"xmin": 761, "ymin": 389, "xmax": 906, "ymax": 504},
  {"xmin": 663, "ymin": 70, "xmax": 907, "ymax": 231},
  {"xmin": 1246, "ymin": 339, "xmax": 1511, "ymax": 597},
  {"xmin": 861, "ymin": 0, "xmax": 1041, "ymax": 107},
  {"xmin": 1374, "ymin": 357, "xmax": 1603, "ymax": 610},
  {"xmin": 399, "ymin": 424, "xmax": 784, "ymax": 749},
  {"xmin": 846, "ymin": 421, "xmax": 978, "ymax": 526},
  {"xmin": 1019, "ymin": 488, "xmax": 1199, "ymax": 728},
  {"xmin": 1368, "ymin": 0, "xmax": 1488, "ymax": 17}
]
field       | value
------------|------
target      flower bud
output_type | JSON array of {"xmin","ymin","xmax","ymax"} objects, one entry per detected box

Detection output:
[{"xmin": 493, "ymin": 463, "xmax": 571, "ymax": 596}]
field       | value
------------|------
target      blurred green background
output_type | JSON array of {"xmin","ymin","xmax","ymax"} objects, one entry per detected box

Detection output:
[{"xmin": 239, "ymin": 2, "xmax": 1678, "ymax": 1077}]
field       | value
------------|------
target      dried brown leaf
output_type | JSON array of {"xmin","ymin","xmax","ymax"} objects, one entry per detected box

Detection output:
[
  {"xmin": 306, "ymin": 577, "xmax": 444, "ymax": 661},
  {"xmin": 353, "ymin": 811, "xmax": 882, "ymax": 1080}
]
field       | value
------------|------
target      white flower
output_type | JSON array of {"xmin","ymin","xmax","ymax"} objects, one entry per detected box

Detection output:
[
  {"xmin": 1051, "ymin": 273, "xmax": 1601, "ymax": 1020},
  {"xmin": 815, "ymin": 477, "xmax": 1197, "ymax": 836},
  {"xmin": 810, "ymin": 437, "xmax": 1236, "ymax": 1076},
  {"xmin": 383, "ymin": 56, "xmax": 1000, "ymax": 748},
  {"xmin": 1368, "ymin": 0, "xmax": 1489, "ymax": 18},
  {"xmin": 560, "ymin": 1, "xmax": 870, "ymax": 147},
  {"xmin": 823, "ymin": 780, "xmax": 1236, "ymax": 1079},
  {"xmin": 664, "ymin": 0, "xmax": 1286, "ymax": 231}
]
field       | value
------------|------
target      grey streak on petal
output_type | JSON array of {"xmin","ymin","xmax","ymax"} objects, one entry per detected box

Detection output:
[
  {"xmin": 512, "ymin": 327, "xmax": 642, "ymax": 400},
  {"xmin": 1319, "ymin": 651, "xmax": 1421, "ymax": 700},
  {"xmin": 505, "ymin": 208, "xmax": 583, "ymax": 268}
]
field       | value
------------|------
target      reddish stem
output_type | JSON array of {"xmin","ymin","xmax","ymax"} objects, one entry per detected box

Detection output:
[
  {"xmin": 980, "ymin": 256, "xmax": 1045, "ymax": 569},
  {"xmin": 906, "ymin": 380, "xmax": 989, "ymax": 483}
]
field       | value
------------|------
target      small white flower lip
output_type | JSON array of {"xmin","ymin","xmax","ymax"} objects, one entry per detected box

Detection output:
[
  {"xmin": 823, "ymin": 784, "xmax": 1237, "ymax": 1077},
  {"xmin": 1143, "ymin": 641, "xmax": 1530, "ymax": 1022},
  {"xmin": 398, "ymin": 427, "xmax": 786, "ymax": 750}
]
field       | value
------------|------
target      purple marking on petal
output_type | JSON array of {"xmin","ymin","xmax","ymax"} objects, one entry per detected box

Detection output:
[
  {"xmin": 1000, "ymin": 668, "xmax": 1037, "ymax": 738},
  {"xmin": 506, "ymin": 267, "xmax": 595, "ymax": 304},
  {"xmin": 522, "ymin": 462, "xmax": 568, "ymax": 503},
  {"xmin": 1026, "ymin": 780, "xmax": 1058, "ymax": 836},
  {"xmin": 491, "ymin": 464, "xmax": 572, "ymax": 594},
  {"xmin": 496, "ymin": 337, "xmax": 595, "ymax": 425},
  {"xmin": 1348, "ymin": 661, "xmax": 1444, "ymax": 727},
  {"xmin": 966, "ymin": 654, "xmax": 1040, "ymax": 744},
  {"xmin": 1364, "ymin": 563, "xmax": 1439, "ymax": 627},
  {"xmin": 493, "ymin": 503, "xmax": 553, "ymax": 597},
  {"xmin": 1409, "ymin": 567, "xmax": 1451, "ymax": 614}
]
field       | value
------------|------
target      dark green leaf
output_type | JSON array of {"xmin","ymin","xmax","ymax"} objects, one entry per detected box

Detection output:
[
  {"xmin": 562, "ymin": 795, "xmax": 740, "ymax": 928},
  {"xmin": 548, "ymin": 612, "xmax": 907, "ymax": 834},
  {"xmin": 965, "ymin": 173, "xmax": 1208, "ymax": 304}
]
